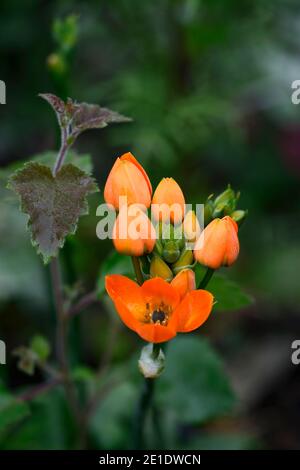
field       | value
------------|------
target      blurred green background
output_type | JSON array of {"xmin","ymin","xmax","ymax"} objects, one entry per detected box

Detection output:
[{"xmin": 1, "ymin": 0, "xmax": 300, "ymax": 450}]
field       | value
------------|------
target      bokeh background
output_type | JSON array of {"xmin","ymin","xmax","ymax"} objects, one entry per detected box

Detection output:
[{"xmin": 1, "ymin": 0, "xmax": 300, "ymax": 450}]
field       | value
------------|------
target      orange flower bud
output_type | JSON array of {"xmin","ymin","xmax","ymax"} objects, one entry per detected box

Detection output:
[
  {"xmin": 151, "ymin": 178, "xmax": 185, "ymax": 225},
  {"xmin": 183, "ymin": 210, "xmax": 201, "ymax": 243},
  {"xmin": 104, "ymin": 152, "xmax": 152, "ymax": 209},
  {"xmin": 112, "ymin": 204, "xmax": 156, "ymax": 256},
  {"xmin": 194, "ymin": 216, "xmax": 239, "ymax": 269},
  {"xmin": 171, "ymin": 268, "xmax": 196, "ymax": 300}
]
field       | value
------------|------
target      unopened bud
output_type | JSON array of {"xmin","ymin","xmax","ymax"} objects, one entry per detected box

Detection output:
[
  {"xmin": 138, "ymin": 343, "xmax": 165, "ymax": 378},
  {"xmin": 213, "ymin": 185, "xmax": 237, "ymax": 217},
  {"xmin": 47, "ymin": 53, "xmax": 66, "ymax": 75},
  {"xmin": 150, "ymin": 255, "xmax": 173, "ymax": 281},
  {"xmin": 162, "ymin": 241, "xmax": 180, "ymax": 264},
  {"xmin": 172, "ymin": 249, "xmax": 194, "ymax": 273},
  {"xmin": 230, "ymin": 209, "xmax": 247, "ymax": 226}
]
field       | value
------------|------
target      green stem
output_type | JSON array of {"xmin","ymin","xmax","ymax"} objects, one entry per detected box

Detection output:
[
  {"xmin": 152, "ymin": 402, "xmax": 165, "ymax": 450},
  {"xmin": 198, "ymin": 267, "xmax": 215, "ymax": 289},
  {"xmin": 133, "ymin": 342, "xmax": 162, "ymax": 449},
  {"xmin": 152, "ymin": 342, "xmax": 161, "ymax": 359},
  {"xmin": 134, "ymin": 378, "xmax": 155, "ymax": 449},
  {"xmin": 131, "ymin": 256, "xmax": 144, "ymax": 285}
]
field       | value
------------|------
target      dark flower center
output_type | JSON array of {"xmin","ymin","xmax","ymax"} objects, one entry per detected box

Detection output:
[{"xmin": 152, "ymin": 309, "xmax": 166, "ymax": 324}]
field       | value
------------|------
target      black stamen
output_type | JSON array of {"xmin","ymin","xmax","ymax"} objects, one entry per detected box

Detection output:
[{"xmin": 152, "ymin": 310, "xmax": 166, "ymax": 323}]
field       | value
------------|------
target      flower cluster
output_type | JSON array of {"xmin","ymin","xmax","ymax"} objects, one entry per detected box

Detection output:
[{"xmin": 104, "ymin": 152, "xmax": 245, "ymax": 344}]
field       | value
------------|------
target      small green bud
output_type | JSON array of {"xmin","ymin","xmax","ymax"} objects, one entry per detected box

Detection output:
[
  {"xmin": 213, "ymin": 185, "xmax": 237, "ymax": 217},
  {"xmin": 172, "ymin": 249, "xmax": 194, "ymax": 273},
  {"xmin": 30, "ymin": 335, "xmax": 51, "ymax": 363},
  {"xmin": 230, "ymin": 209, "xmax": 248, "ymax": 226},
  {"xmin": 138, "ymin": 343, "xmax": 165, "ymax": 378},
  {"xmin": 150, "ymin": 255, "xmax": 173, "ymax": 281},
  {"xmin": 161, "ymin": 223, "xmax": 174, "ymax": 243},
  {"xmin": 162, "ymin": 241, "xmax": 180, "ymax": 264},
  {"xmin": 154, "ymin": 239, "xmax": 163, "ymax": 256},
  {"xmin": 47, "ymin": 53, "xmax": 67, "ymax": 75}
]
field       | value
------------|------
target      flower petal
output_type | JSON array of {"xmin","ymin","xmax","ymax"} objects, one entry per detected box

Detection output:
[
  {"xmin": 121, "ymin": 152, "xmax": 152, "ymax": 197},
  {"xmin": 105, "ymin": 275, "xmax": 146, "ymax": 325},
  {"xmin": 110, "ymin": 297, "xmax": 140, "ymax": 332},
  {"xmin": 141, "ymin": 277, "xmax": 180, "ymax": 311},
  {"xmin": 175, "ymin": 289, "xmax": 214, "ymax": 333},
  {"xmin": 135, "ymin": 323, "xmax": 177, "ymax": 343},
  {"xmin": 171, "ymin": 268, "xmax": 196, "ymax": 301}
]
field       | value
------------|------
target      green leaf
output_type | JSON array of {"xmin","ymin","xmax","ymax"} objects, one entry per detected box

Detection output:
[
  {"xmin": 157, "ymin": 336, "xmax": 235, "ymax": 424},
  {"xmin": 195, "ymin": 265, "xmax": 253, "ymax": 311},
  {"xmin": 8, "ymin": 162, "xmax": 98, "ymax": 263},
  {"xmin": 0, "ymin": 383, "xmax": 30, "ymax": 437},
  {"xmin": 53, "ymin": 14, "xmax": 79, "ymax": 53},
  {"xmin": 90, "ymin": 382, "xmax": 137, "ymax": 449},
  {"xmin": 0, "ymin": 389, "xmax": 72, "ymax": 449},
  {"xmin": 208, "ymin": 275, "xmax": 253, "ymax": 311},
  {"xmin": 186, "ymin": 432, "xmax": 257, "ymax": 450},
  {"xmin": 30, "ymin": 335, "xmax": 51, "ymax": 362},
  {"xmin": 97, "ymin": 251, "xmax": 133, "ymax": 296}
]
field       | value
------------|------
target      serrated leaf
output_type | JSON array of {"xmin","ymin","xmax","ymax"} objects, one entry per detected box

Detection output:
[
  {"xmin": 39, "ymin": 93, "xmax": 131, "ymax": 139},
  {"xmin": 8, "ymin": 162, "xmax": 98, "ymax": 263},
  {"xmin": 71, "ymin": 102, "xmax": 132, "ymax": 136},
  {"xmin": 39, "ymin": 93, "xmax": 65, "ymax": 113},
  {"xmin": 0, "ymin": 151, "xmax": 93, "ymax": 183}
]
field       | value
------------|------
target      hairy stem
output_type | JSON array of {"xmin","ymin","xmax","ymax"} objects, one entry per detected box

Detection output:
[
  {"xmin": 67, "ymin": 291, "xmax": 98, "ymax": 319},
  {"xmin": 50, "ymin": 258, "xmax": 80, "ymax": 424},
  {"xmin": 53, "ymin": 125, "xmax": 69, "ymax": 176},
  {"xmin": 18, "ymin": 378, "xmax": 62, "ymax": 402}
]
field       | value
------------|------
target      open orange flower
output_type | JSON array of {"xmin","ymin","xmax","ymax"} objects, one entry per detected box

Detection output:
[
  {"xmin": 194, "ymin": 215, "xmax": 239, "ymax": 269},
  {"xmin": 105, "ymin": 275, "xmax": 213, "ymax": 343},
  {"xmin": 104, "ymin": 152, "xmax": 152, "ymax": 209}
]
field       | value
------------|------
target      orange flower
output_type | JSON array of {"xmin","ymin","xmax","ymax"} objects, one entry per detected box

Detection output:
[
  {"xmin": 151, "ymin": 178, "xmax": 185, "ymax": 225},
  {"xmin": 104, "ymin": 152, "xmax": 152, "ymax": 209},
  {"xmin": 113, "ymin": 204, "xmax": 156, "ymax": 256},
  {"xmin": 105, "ymin": 275, "xmax": 213, "ymax": 343},
  {"xmin": 194, "ymin": 215, "xmax": 239, "ymax": 269}
]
